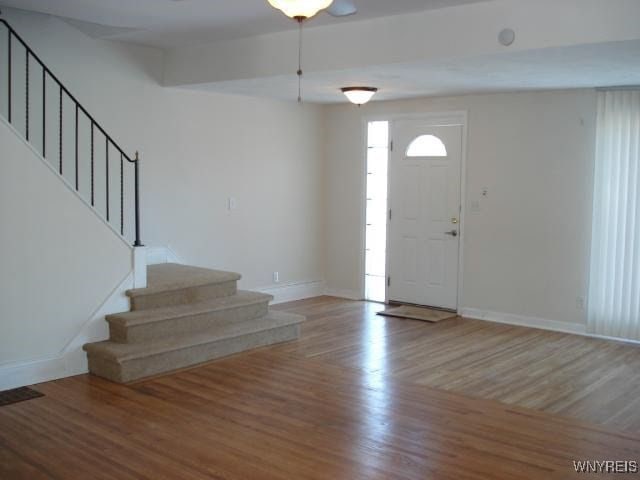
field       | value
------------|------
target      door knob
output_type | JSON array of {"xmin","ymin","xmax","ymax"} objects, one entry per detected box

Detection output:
[{"xmin": 445, "ymin": 230, "xmax": 458, "ymax": 237}]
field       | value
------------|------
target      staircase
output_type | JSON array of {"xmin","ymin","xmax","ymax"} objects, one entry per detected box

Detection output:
[
  {"xmin": 84, "ymin": 264, "xmax": 305, "ymax": 383},
  {"xmin": 1, "ymin": 19, "xmax": 304, "ymax": 385}
]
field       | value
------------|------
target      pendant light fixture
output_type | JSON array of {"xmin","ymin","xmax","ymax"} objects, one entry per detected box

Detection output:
[
  {"xmin": 268, "ymin": 0, "xmax": 334, "ymax": 102},
  {"xmin": 268, "ymin": 0, "xmax": 334, "ymax": 19},
  {"xmin": 341, "ymin": 87, "xmax": 378, "ymax": 106}
]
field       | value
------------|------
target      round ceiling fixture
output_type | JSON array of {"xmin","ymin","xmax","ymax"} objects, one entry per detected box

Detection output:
[
  {"xmin": 268, "ymin": 0, "xmax": 334, "ymax": 20},
  {"xmin": 267, "ymin": 0, "xmax": 335, "ymax": 102},
  {"xmin": 341, "ymin": 87, "xmax": 378, "ymax": 106}
]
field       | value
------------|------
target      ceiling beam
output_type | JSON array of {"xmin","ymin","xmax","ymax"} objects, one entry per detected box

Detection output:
[{"xmin": 163, "ymin": 0, "xmax": 640, "ymax": 89}]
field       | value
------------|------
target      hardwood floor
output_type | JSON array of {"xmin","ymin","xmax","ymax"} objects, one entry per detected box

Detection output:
[
  {"xmin": 1, "ymin": 296, "xmax": 639, "ymax": 479},
  {"xmin": 273, "ymin": 297, "xmax": 640, "ymax": 435}
]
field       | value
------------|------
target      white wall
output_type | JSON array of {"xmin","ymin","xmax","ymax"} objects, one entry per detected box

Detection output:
[
  {"xmin": 0, "ymin": 7, "xmax": 604, "ymax": 386},
  {"xmin": 0, "ymin": 118, "xmax": 132, "ymax": 367},
  {"xmin": 1, "ymin": 8, "xmax": 326, "ymax": 291},
  {"xmin": 324, "ymin": 90, "xmax": 597, "ymax": 327},
  {"xmin": 142, "ymin": 90, "xmax": 325, "ymax": 290},
  {"xmin": 0, "ymin": 9, "xmax": 325, "ymax": 386}
]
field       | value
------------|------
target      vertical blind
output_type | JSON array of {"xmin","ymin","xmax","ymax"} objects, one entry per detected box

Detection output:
[{"xmin": 589, "ymin": 90, "xmax": 640, "ymax": 340}]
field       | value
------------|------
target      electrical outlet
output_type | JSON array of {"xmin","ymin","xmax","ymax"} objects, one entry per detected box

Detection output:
[
  {"xmin": 576, "ymin": 296, "xmax": 585, "ymax": 310},
  {"xmin": 273, "ymin": 272, "xmax": 280, "ymax": 283}
]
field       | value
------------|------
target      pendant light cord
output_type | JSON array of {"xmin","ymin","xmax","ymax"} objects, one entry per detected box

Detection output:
[{"xmin": 297, "ymin": 17, "xmax": 304, "ymax": 103}]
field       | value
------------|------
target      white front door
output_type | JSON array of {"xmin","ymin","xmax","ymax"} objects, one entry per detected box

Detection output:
[{"xmin": 388, "ymin": 120, "xmax": 463, "ymax": 310}]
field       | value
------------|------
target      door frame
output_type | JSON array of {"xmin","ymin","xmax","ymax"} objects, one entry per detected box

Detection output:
[{"xmin": 359, "ymin": 111, "xmax": 468, "ymax": 312}]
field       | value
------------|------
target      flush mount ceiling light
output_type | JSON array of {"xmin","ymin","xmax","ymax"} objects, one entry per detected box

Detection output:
[
  {"xmin": 267, "ymin": 0, "xmax": 334, "ymax": 20},
  {"xmin": 341, "ymin": 87, "xmax": 378, "ymax": 106}
]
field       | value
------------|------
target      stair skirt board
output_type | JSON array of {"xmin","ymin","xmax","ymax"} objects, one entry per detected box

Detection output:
[{"xmin": 87, "ymin": 324, "xmax": 300, "ymax": 383}]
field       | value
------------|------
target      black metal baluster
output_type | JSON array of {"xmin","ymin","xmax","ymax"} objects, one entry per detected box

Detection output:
[
  {"xmin": 75, "ymin": 105, "xmax": 78, "ymax": 190},
  {"xmin": 42, "ymin": 68, "xmax": 45, "ymax": 157},
  {"xmin": 133, "ymin": 152, "xmax": 142, "ymax": 247},
  {"xmin": 7, "ymin": 30, "xmax": 11, "ymax": 123},
  {"xmin": 90, "ymin": 122, "xmax": 94, "ymax": 206},
  {"xmin": 58, "ymin": 86, "xmax": 62, "ymax": 174},
  {"xmin": 120, "ymin": 153, "xmax": 124, "ymax": 236},
  {"xmin": 25, "ymin": 51, "xmax": 29, "ymax": 141},
  {"xmin": 105, "ymin": 138, "xmax": 110, "ymax": 222}
]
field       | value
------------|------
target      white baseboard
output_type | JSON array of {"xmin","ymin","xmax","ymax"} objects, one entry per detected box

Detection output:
[
  {"xmin": 585, "ymin": 332, "xmax": 640, "ymax": 346},
  {"xmin": 0, "ymin": 273, "xmax": 133, "ymax": 391},
  {"xmin": 459, "ymin": 307, "xmax": 640, "ymax": 345},
  {"xmin": 459, "ymin": 307, "xmax": 587, "ymax": 335},
  {"xmin": 0, "ymin": 355, "xmax": 75, "ymax": 392},
  {"xmin": 256, "ymin": 280, "xmax": 325, "ymax": 305},
  {"xmin": 324, "ymin": 288, "xmax": 363, "ymax": 301}
]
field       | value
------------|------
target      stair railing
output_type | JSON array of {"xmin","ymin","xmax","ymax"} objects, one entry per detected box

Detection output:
[{"xmin": 0, "ymin": 17, "xmax": 143, "ymax": 247}]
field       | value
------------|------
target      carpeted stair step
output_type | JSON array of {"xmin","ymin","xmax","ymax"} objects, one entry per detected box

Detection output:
[
  {"xmin": 107, "ymin": 290, "xmax": 274, "ymax": 343},
  {"xmin": 127, "ymin": 263, "xmax": 241, "ymax": 311},
  {"xmin": 84, "ymin": 311, "xmax": 305, "ymax": 383}
]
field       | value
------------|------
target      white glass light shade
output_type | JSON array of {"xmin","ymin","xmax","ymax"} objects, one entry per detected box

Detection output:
[
  {"xmin": 268, "ymin": 0, "xmax": 334, "ymax": 19},
  {"xmin": 341, "ymin": 87, "xmax": 378, "ymax": 105}
]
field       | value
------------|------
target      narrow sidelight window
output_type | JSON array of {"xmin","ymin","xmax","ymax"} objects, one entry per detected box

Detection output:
[{"xmin": 365, "ymin": 121, "xmax": 389, "ymax": 302}]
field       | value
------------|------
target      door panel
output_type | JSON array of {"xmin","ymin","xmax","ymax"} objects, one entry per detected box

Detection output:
[
  {"xmin": 388, "ymin": 121, "xmax": 462, "ymax": 309},
  {"xmin": 402, "ymin": 236, "xmax": 418, "ymax": 282}
]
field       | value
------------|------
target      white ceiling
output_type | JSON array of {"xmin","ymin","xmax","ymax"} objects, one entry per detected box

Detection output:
[
  {"xmin": 4, "ymin": 0, "xmax": 639, "ymax": 104},
  {"xmin": 186, "ymin": 41, "xmax": 640, "ymax": 103},
  {"xmin": 0, "ymin": 0, "xmax": 492, "ymax": 48}
]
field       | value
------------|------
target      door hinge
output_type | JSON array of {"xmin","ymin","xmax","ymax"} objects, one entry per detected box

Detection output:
[
  {"xmin": 390, "ymin": 140, "xmax": 394, "ymax": 152},
  {"xmin": 387, "ymin": 276, "xmax": 391, "ymax": 287},
  {"xmin": 388, "ymin": 209, "xmax": 392, "ymax": 221}
]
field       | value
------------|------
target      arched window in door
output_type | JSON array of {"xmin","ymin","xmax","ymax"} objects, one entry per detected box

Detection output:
[{"xmin": 406, "ymin": 134, "xmax": 447, "ymax": 157}]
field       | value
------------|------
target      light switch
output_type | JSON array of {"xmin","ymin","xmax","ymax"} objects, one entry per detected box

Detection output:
[{"xmin": 227, "ymin": 197, "xmax": 237, "ymax": 211}]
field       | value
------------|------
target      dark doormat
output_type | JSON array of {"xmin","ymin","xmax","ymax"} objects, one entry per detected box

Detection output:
[
  {"xmin": 0, "ymin": 387, "xmax": 44, "ymax": 407},
  {"xmin": 377, "ymin": 305, "xmax": 457, "ymax": 323}
]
